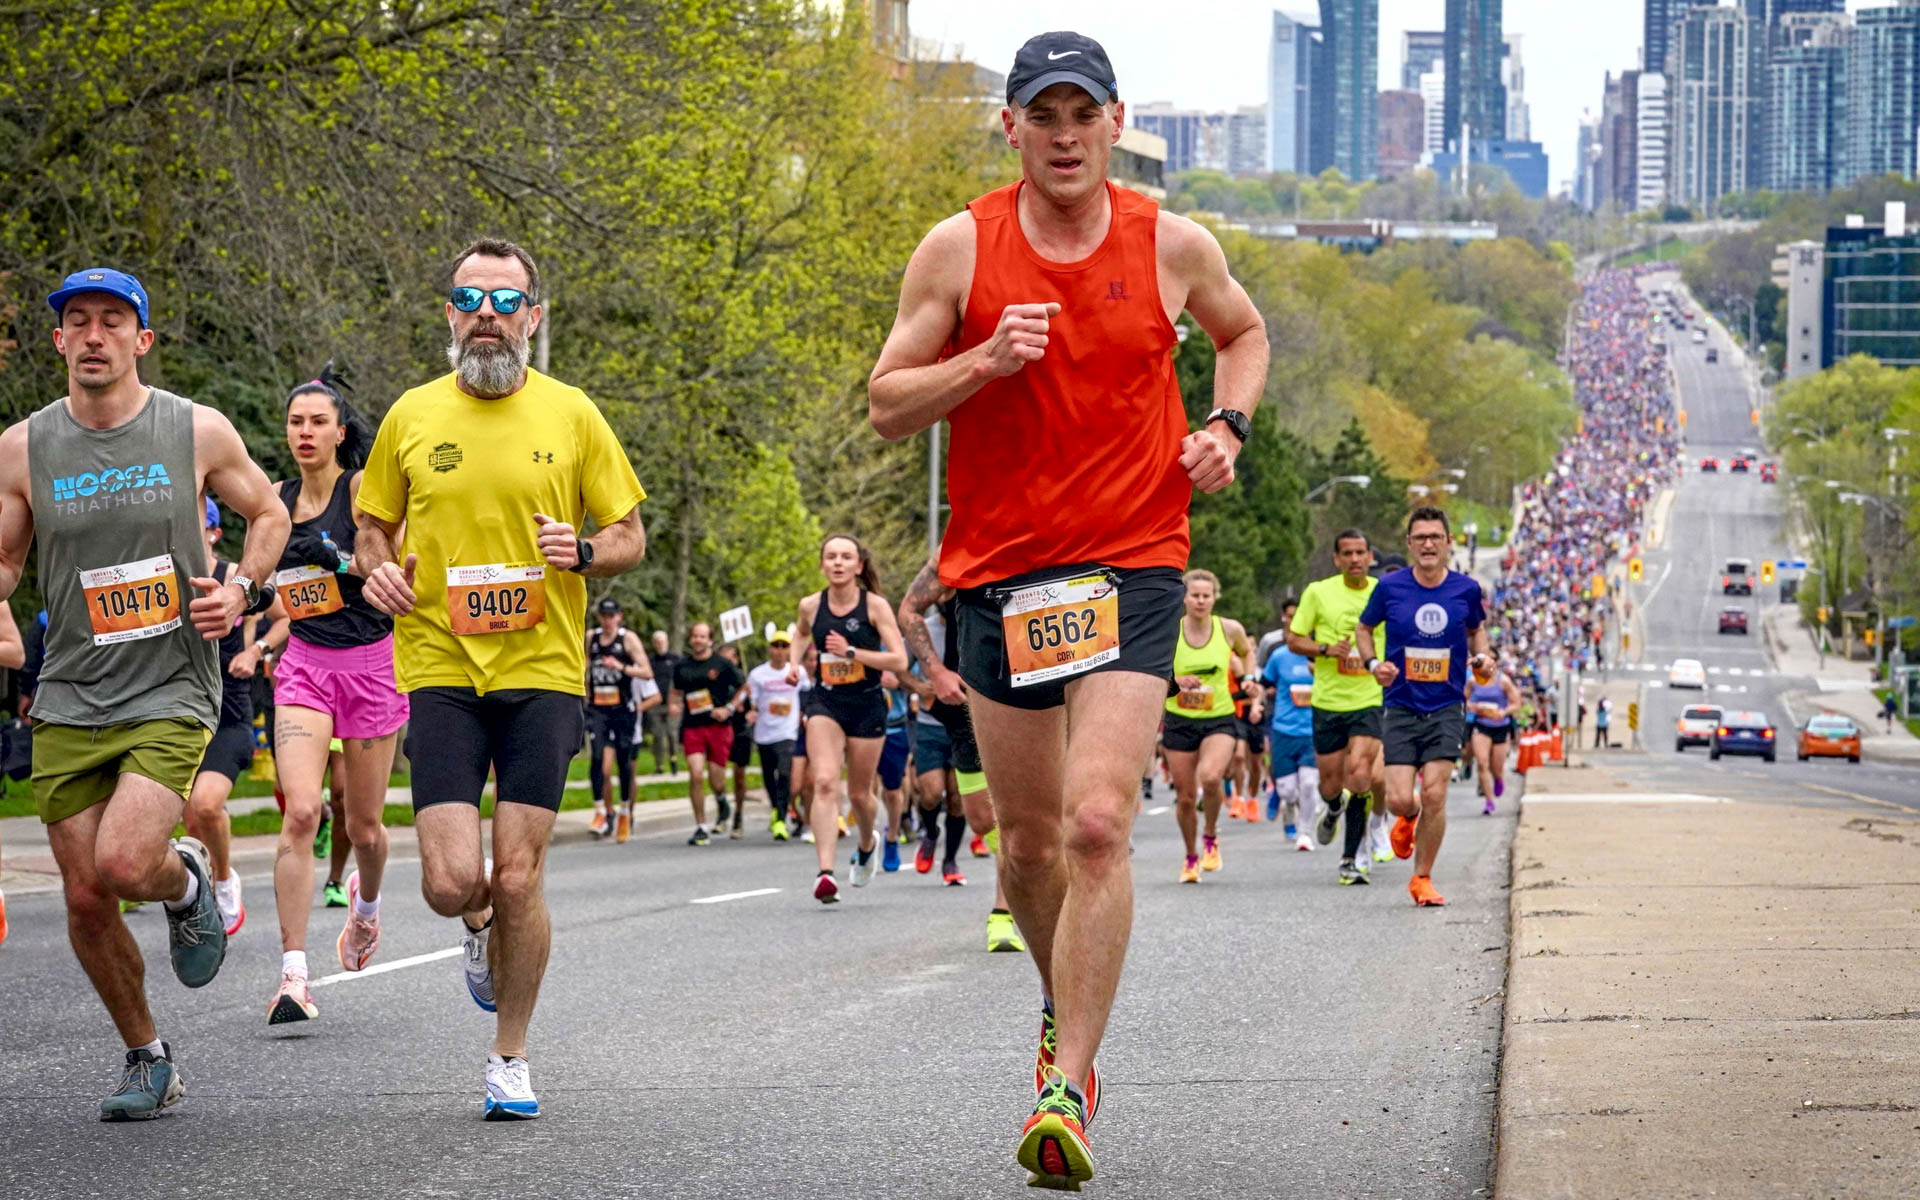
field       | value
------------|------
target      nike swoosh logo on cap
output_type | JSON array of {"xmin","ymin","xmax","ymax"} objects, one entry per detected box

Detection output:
[{"xmin": 1046, "ymin": 50, "xmax": 1082, "ymax": 60}]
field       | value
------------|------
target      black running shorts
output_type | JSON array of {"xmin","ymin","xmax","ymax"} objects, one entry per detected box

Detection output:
[
  {"xmin": 1161, "ymin": 713, "xmax": 1240, "ymax": 754},
  {"xmin": 1382, "ymin": 706, "xmax": 1466, "ymax": 768},
  {"xmin": 1311, "ymin": 705, "xmax": 1383, "ymax": 757},
  {"xmin": 197, "ymin": 721, "xmax": 256, "ymax": 783},
  {"xmin": 409, "ymin": 687, "xmax": 585, "ymax": 812},
  {"xmin": 955, "ymin": 565, "xmax": 1184, "ymax": 712}
]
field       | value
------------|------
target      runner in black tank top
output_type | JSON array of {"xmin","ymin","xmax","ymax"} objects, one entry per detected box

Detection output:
[
  {"xmin": 263, "ymin": 369, "xmax": 408, "ymax": 1025},
  {"xmin": 791, "ymin": 535, "xmax": 910, "ymax": 903},
  {"xmin": 584, "ymin": 597, "xmax": 651, "ymax": 842},
  {"xmin": 183, "ymin": 503, "xmax": 291, "ymax": 942}
]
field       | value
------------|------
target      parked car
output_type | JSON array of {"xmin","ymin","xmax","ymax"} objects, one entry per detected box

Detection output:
[
  {"xmin": 1718, "ymin": 607, "xmax": 1749, "ymax": 634},
  {"xmin": 1797, "ymin": 714, "xmax": 1862, "ymax": 763},
  {"xmin": 1722, "ymin": 558, "xmax": 1753, "ymax": 595},
  {"xmin": 1711, "ymin": 711, "xmax": 1777, "ymax": 762},
  {"xmin": 1676, "ymin": 704, "xmax": 1724, "ymax": 752},
  {"xmin": 1668, "ymin": 658, "xmax": 1707, "ymax": 689}
]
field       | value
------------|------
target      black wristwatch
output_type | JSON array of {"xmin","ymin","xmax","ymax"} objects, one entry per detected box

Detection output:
[
  {"xmin": 1205, "ymin": 408, "xmax": 1251, "ymax": 445},
  {"xmin": 568, "ymin": 538, "xmax": 594, "ymax": 574}
]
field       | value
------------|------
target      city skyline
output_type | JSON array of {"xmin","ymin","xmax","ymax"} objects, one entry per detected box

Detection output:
[{"xmin": 908, "ymin": 1, "xmax": 1894, "ymax": 194}]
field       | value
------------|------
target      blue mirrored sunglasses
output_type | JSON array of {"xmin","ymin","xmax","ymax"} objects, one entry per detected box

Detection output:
[{"xmin": 449, "ymin": 286, "xmax": 530, "ymax": 314}]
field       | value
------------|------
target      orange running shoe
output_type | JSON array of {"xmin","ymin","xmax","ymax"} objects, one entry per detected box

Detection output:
[
  {"xmin": 1390, "ymin": 815, "xmax": 1416, "ymax": 860},
  {"xmin": 1033, "ymin": 1006, "xmax": 1101, "ymax": 1124},
  {"xmin": 0, "ymin": 887, "xmax": 8, "ymax": 948},
  {"xmin": 615, "ymin": 809, "xmax": 632, "ymax": 844},
  {"xmin": 1179, "ymin": 855, "xmax": 1201, "ymax": 884},
  {"xmin": 1409, "ymin": 875, "xmax": 1447, "ymax": 906}
]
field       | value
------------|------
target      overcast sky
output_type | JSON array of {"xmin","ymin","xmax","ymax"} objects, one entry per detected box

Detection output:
[{"xmin": 907, "ymin": 1, "xmax": 1885, "ymax": 195}]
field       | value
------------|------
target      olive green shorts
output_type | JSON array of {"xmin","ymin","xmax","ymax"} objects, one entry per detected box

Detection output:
[{"xmin": 32, "ymin": 718, "xmax": 212, "ymax": 825}]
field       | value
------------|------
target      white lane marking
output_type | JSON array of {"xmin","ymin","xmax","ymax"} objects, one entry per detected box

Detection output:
[
  {"xmin": 1146, "ymin": 805, "xmax": 1171, "ymax": 816},
  {"xmin": 1525, "ymin": 793, "xmax": 1731, "ymax": 804},
  {"xmin": 1708, "ymin": 667, "xmax": 1724, "ymax": 675},
  {"xmin": 1727, "ymin": 667, "xmax": 1744, "ymax": 675},
  {"xmin": 690, "ymin": 887, "xmax": 782, "ymax": 905},
  {"xmin": 311, "ymin": 946, "xmax": 461, "ymax": 988}
]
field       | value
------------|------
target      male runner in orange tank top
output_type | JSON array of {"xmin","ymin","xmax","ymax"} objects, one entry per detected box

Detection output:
[{"xmin": 869, "ymin": 30, "xmax": 1269, "ymax": 1192}]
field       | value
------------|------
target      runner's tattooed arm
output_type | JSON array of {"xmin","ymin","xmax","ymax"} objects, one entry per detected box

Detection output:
[{"xmin": 898, "ymin": 555, "xmax": 954, "ymax": 677}]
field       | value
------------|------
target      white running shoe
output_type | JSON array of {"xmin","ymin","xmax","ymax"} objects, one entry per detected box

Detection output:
[
  {"xmin": 483, "ymin": 1053, "xmax": 539, "ymax": 1120},
  {"xmin": 462, "ymin": 921, "xmax": 495, "ymax": 1012},
  {"xmin": 1295, "ymin": 834, "xmax": 1314, "ymax": 853},
  {"xmin": 849, "ymin": 840, "xmax": 877, "ymax": 887},
  {"xmin": 801, "ymin": 828, "xmax": 817, "ymax": 844},
  {"xmin": 214, "ymin": 874, "xmax": 244, "ymax": 936}
]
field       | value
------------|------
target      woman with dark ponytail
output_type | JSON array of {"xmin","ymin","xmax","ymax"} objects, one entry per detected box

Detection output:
[{"xmin": 260, "ymin": 361, "xmax": 410, "ymax": 1026}]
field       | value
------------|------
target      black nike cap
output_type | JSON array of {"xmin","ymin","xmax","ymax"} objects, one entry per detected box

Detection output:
[{"xmin": 1007, "ymin": 32, "xmax": 1118, "ymax": 107}]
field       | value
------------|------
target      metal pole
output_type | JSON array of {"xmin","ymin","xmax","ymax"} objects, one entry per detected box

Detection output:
[{"xmin": 926, "ymin": 421, "xmax": 941, "ymax": 558}]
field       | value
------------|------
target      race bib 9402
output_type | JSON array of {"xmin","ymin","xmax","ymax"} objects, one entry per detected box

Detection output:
[{"xmin": 447, "ymin": 563, "xmax": 546, "ymax": 636}]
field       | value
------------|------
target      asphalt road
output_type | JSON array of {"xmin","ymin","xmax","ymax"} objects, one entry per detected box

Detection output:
[
  {"xmin": 0, "ymin": 773, "xmax": 1514, "ymax": 1200},
  {"xmin": 1623, "ymin": 274, "xmax": 1920, "ymax": 813}
]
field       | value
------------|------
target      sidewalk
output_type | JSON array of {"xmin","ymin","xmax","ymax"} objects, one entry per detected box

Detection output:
[
  {"xmin": 1495, "ymin": 763, "xmax": 1920, "ymax": 1198},
  {"xmin": 1762, "ymin": 602, "xmax": 1920, "ymax": 765}
]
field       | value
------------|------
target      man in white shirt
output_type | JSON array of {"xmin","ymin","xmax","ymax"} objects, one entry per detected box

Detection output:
[{"xmin": 745, "ymin": 627, "xmax": 808, "ymax": 840}]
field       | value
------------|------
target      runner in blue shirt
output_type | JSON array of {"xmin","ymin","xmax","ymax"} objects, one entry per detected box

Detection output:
[
  {"xmin": 1260, "ymin": 598, "xmax": 1319, "ymax": 850},
  {"xmin": 1356, "ymin": 507, "xmax": 1491, "ymax": 908}
]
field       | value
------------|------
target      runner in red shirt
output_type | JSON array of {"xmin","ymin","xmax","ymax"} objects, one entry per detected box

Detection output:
[{"xmin": 869, "ymin": 30, "xmax": 1268, "ymax": 1192}]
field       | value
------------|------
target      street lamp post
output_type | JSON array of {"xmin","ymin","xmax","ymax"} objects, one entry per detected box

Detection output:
[{"xmin": 1305, "ymin": 474, "xmax": 1371, "ymax": 503}]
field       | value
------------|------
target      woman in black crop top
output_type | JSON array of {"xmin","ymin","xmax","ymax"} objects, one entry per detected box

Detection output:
[{"xmin": 790, "ymin": 534, "xmax": 909, "ymax": 903}]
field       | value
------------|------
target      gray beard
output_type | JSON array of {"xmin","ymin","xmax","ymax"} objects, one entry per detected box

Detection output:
[{"xmin": 448, "ymin": 329, "xmax": 530, "ymax": 398}]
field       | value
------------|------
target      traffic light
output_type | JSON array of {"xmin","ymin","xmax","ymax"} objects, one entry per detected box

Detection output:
[
  {"xmin": 1629, "ymin": 558, "xmax": 1644, "ymax": 583},
  {"xmin": 1761, "ymin": 561, "xmax": 1775, "ymax": 584}
]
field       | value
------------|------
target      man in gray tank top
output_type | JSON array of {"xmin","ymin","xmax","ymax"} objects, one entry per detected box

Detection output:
[{"xmin": 0, "ymin": 268, "xmax": 289, "ymax": 1121}]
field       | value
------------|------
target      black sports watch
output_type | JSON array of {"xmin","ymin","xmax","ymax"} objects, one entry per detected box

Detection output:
[
  {"xmin": 1205, "ymin": 408, "xmax": 1251, "ymax": 445},
  {"xmin": 568, "ymin": 538, "xmax": 594, "ymax": 574}
]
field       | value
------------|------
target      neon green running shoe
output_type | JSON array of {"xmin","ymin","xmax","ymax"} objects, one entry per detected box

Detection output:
[
  {"xmin": 323, "ymin": 880, "xmax": 348, "ymax": 908},
  {"xmin": 312, "ymin": 808, "xmax": 332, "ymax": 859},
  {"xmin": 986, "ymin": 909, "xmax": 1025, "ymax": 953}
]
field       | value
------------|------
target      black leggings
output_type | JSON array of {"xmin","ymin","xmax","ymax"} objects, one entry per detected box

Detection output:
[
  {"xmin": 589, "ymin": 708, "xmax": 637, "ymax": 805},
  {"xmin": 757, "ymin": 739, "xmax": 795, "ymax": 820}
]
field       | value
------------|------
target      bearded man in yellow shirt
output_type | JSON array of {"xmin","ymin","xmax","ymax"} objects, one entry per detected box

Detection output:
[{"xmin": 356, "ymin": 238, "xmax": 646, "ymax": 1120}]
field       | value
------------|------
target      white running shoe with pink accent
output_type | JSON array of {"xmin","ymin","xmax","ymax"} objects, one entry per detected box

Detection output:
[{"xmin": 337, "ymin": 872, "xmax": 380, "ymax": 971}]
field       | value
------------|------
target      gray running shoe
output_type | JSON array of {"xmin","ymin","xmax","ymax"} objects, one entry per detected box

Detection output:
[
  {"xmin": 166, "ymin": 837, "xmax": 227, "ymax": 988},
  {"xmin": 99, "ymin": 1044, "xmax": 183, "ymax": 1121},
  {"xmin": 1315, "ymin": 795, "xmax": 1344, "ymax": 846}
]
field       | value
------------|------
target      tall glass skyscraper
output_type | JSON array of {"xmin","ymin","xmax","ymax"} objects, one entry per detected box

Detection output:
[
  {"xmin": 1443, "ymin": 0, "xmax": 1504, "ymax": 151},
  {"xmin": 1320, "ymin": 0, "xmax": 1379, "ymax": 180},
  {"xmin": 1269, "ymin": 11, "xmax": 1326, "ymax": 176},
  {"xmin": 1846, "ymin": 1, "xmax": 1920, "ymax": 183}
]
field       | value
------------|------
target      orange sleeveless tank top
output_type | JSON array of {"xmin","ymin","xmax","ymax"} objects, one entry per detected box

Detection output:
[{"xmin": 937, "ymin": 180, "xmax": 1190, "ymax": 589}]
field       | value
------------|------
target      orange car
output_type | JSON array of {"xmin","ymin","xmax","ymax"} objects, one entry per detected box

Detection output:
[{"xmin": 1797, "ymin": 715, "xmax": 1862, "ymax": 763}]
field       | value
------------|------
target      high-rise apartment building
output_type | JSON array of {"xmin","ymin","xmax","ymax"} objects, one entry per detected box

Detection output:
[
  {"xmin": 1377, "ymin": 90, "xmax": 1426, "ymax": 178},
  {"xmin": 1269, "ymin": 10, "xmax": 1328, "ymax": 175},
  {"xmin": 1444, "ymin": 0, "xmax": 1505, "ymax": 150},
  {"xmin": 1669, "ymin": 5, "xmax": 1765, "ymax": 210},
  {"xmin": 1402, "ymin": 30, "xmax": 1446, "ymax": 91},
  {"xmin": 1321, "ymin": 0, "xmax": 1379, "ymax": 180},
  {"xmin": 1742, "ymin": 0, "xmax": 1844, "ymax": 27},
  {"xmin": 1598, "ymin": 71, "xmax": 1641, "ymax": 211},
  {"xmin": 1846, "ymin": 1, "xmax": 1920, "ymax": 183},
  {"xmin": 1504, "ymin": 35, "xmax": 1531, "ymax": 141},
  {"xmin": 1766, "ymin": 13, "xmax": 1849, "ymax": 192},
  {"xmin": 1420, "ymin": 68, "xmax": 1448, "ymax": 157},
  {"xmin": 1227, "ymin": 106, "xmax": 1270, "ymax": 176},
  {"xmin": 1135, "ymin": 104, "xmax": 1270, "ymax": 177},
  {"xmin": 1825, "ymin": 203, "xmax": 1920, "ymax": 367},
  {"xmin": 1645, "ymin": 0, "xmax": 1678, "ymax": 75},
  {"xmin": 1636, "ymin": 73, "xmax": 1670, "ymax": 209}
]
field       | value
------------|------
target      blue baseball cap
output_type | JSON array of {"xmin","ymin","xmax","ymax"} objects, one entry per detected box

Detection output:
[
  {"xmin": 47, "ymin": 268, "xmax": 150, "ymax": 328},
  {"xmin": 204, "ymin": 497, "xmax": 220, "ymax": 529}
]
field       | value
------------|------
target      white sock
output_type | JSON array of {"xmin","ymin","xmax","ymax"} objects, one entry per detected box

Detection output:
[
  {"xmin": 163, "ymin": 864, "xmax": 200, "ymax": 912},
  {"xmin": 215, "ymin": 872, "xmax": 239, "ymax": 895},
  {"xmin": 282, "ymin": 950, "xmax": 308, "ymax": 978},
  {"xmin": 352, "ymin": 892, "xmax": 380, "ymax": 918},
  {"xmin": 136, "ymin": 1038, "xmax": 165, "ymax": 1059}
]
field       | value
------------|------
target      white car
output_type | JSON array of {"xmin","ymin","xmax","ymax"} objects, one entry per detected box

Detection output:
[
  {"xmin": 1675, "ymin": 703, "xmax": 1724, "ymax": 752},
  {"xmin": 1691, "ymin": 329, "xmax": 1706, "ymax": 344},
  {"xmin": 1669, "ymin": 658, "xmax": 1707, "ymax": 689}
]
